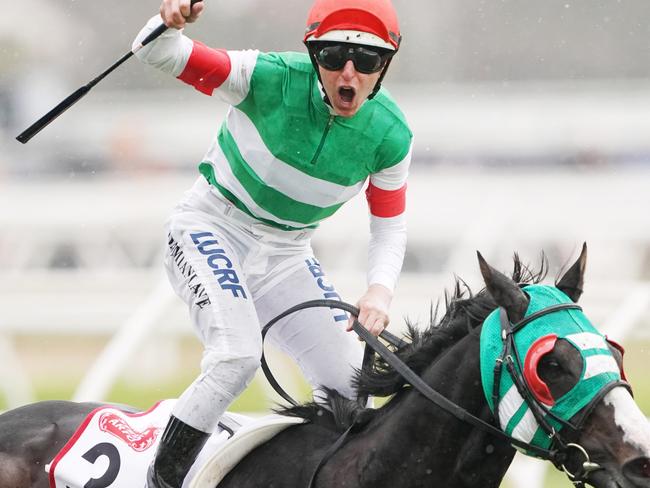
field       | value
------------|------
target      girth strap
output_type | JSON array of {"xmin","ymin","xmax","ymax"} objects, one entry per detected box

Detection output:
[{"xmin": 307, "ymin": 422, "xmax": 356, "ymax": 487}]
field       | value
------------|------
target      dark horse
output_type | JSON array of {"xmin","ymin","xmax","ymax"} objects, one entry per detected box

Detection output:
[{"xmin": 2, "ymin": 246, "xmax": 650, "ymax": 487}]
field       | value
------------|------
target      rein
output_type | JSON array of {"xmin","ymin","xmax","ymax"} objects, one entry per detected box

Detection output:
[
  {"xmin": 260, "ymin": 299, "xmax": 584, "ymax": 486},
  {"xmin": 260, "ymin": 299, "xmax": 407, "ymax": 407}
]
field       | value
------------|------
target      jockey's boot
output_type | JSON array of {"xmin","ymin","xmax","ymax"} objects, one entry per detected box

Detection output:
[{"xmin": 146, "ymin": 416, "xmax": 210, "ymax": 488}]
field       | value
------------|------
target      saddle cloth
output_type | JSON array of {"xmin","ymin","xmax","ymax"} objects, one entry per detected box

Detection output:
[{"xmin": 46, "ymin": 400, "xmax": 304, "ymax": 488}]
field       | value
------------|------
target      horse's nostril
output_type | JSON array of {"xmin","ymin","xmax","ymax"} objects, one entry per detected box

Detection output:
[{"xmin": 622, "ymin": 456, "xmax": 650, "ymax": 480}]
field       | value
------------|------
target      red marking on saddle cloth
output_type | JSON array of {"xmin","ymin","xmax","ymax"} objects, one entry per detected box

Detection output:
[{"xmin": 98, "ymin": 411, "xmax": 160, "ymax": 452}]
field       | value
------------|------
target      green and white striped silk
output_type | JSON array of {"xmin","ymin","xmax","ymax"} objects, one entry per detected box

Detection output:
[
  {"xmin": 199, "ymin": 51, "xmax": 412, "ymax": 230},
  {"xmin": 479, "ymin": 285, "xmax": 622, "ymax": 453}
]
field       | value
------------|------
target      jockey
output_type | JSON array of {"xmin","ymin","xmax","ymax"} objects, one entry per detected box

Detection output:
[{"xmin": 133, "ymin": 0, "xmax": 412, "ymax": 486}]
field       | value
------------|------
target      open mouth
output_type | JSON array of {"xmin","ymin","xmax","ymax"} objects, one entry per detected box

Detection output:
[{"xmin": 338, "ymin": 86, "xmax": 356, "ymax": 104}]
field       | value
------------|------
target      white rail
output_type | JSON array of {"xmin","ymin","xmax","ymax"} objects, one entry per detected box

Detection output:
[
  {"xmin": 72, "ymin": 276, "xmax": 175, "ymax": 402},
  {"xmin": 602, "ymin": 283, "xmax": 650, "ymax": 339}
]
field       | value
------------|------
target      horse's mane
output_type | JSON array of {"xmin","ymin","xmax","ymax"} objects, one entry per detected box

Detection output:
[{"xmin": 278, "ymin": 254, "xmax": 547, "ymax": 430}]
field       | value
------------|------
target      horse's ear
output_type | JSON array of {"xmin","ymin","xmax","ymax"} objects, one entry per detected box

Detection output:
[
  {"xmin": 477, "ymin": 251, "xmax": 529, "ymax": 323},
  {"xmin": 555, "ymin": 242, "xmax": 587, "ymax": 303}
]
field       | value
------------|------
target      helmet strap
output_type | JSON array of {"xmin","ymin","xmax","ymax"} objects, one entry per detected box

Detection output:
[
  {"xmin": 305, "ymin": 42, "xmax": 333, "ymax": 107},
  {"xmin": 368, "ymin": 56, "xmax": 394, "ymax": 100}
]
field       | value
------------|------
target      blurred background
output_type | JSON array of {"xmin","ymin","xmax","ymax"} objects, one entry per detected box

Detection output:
[{"xmin": 1, "ymin": 0, "xmax": 649, "ymax": 486}]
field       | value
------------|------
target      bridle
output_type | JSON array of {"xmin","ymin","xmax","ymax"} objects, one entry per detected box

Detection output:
[
  {"xmin": 260, "ymin": 299, "xmax": 628, "ymax": 487},
  {"xmin": 490, "ymin": 303, "xmax": 630, "ymax": 485}
]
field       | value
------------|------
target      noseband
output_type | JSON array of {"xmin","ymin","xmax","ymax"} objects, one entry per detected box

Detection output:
[{"xmin": 261, "ymin": 299, "xmax": 627, "ymax": 487}]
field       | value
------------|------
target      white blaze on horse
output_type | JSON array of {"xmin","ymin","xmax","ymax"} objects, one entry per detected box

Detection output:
[{"xmin": 1, "ymin": 244, "xmax": 649, "ymax": 488}]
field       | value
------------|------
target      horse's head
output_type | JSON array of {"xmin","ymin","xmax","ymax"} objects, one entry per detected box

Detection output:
[{"xmin": 478, "ymin": 244, "xmax": 650, "ymax": 487}]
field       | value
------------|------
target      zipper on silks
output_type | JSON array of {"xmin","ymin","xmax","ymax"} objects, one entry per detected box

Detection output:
[{"xmin": 310, "ymin": 115, "xmax": 335, "ymax": 165}]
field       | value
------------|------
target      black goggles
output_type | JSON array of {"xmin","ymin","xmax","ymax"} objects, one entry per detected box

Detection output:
[{"xmin": 310, "ymin": 43, "xmax": 394, "ymax": 74}]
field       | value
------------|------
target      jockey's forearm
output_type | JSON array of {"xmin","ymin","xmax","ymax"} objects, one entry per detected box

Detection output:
[
  {"xmin": 367, "ymin": 213, "xmax": 407, "ymax": 292},
  {"xmin": 133, "ymin": 15, "xmax": 193, "ymax": 76}
]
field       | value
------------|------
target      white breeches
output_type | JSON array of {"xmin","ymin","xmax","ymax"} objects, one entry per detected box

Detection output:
[{"xmin": 165, "ymin": 177, "xmax": 364, "ymax": 432}]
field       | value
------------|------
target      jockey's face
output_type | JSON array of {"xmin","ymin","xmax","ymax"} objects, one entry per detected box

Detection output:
[{"xmin": 318, "ymin": 61, "xmax": 381, "ymax": 118}]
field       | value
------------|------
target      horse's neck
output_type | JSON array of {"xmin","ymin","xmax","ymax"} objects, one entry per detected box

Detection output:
[{"xmin": 338, "ymin": 333, "xmax": 515, "ymax": 488}]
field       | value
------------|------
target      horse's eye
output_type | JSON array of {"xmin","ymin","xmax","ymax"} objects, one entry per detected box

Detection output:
[
  {"xmin": 544, "ymin": 359, "xmax": 560, "ymax": 369},
  {"xmin": 539, "ymin": 355, "xmax": 560, "ymax": 369},
  {"xmin": 538, "ymin": 356, "xmax": 565, "ymax": 379}
]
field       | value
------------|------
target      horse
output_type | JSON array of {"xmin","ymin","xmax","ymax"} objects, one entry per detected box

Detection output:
[{"xmin": 1, "ymin": 245, "xmax": 650, "ymax": 488}]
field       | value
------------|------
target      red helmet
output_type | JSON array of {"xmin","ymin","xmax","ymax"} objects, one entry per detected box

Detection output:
[{"xmin": 304, "ymin": 0, "xmax": 401, "ymax": 51}]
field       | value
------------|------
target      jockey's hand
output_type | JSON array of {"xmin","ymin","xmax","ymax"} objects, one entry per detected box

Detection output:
[
  {"xmin": 348, "ymin": 284, "xmax": 393, "ymax": 337},
  {"xmin": 160, "ymin": 0, "xmax": 205, "ymax": 29}
]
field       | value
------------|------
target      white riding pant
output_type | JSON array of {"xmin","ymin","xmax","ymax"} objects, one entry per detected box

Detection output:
[{"xmin": 165, "ymin": 177, "xmax": 364, "ymax": 433}]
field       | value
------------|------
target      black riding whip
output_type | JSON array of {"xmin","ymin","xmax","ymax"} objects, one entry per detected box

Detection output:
[{"xmin": 16, "ymin": 0, "xmax": 201, "ymax": 144}]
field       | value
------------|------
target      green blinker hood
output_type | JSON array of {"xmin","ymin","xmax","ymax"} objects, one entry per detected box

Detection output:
[{"xmin": 480, "ymin": 285, "xmax": 622, "ymax": 453}]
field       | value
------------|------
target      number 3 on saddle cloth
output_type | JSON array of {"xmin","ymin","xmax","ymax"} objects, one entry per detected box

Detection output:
[{"xmin": 47, "ymin": 400, "xmax": 180, "ymax": 488}]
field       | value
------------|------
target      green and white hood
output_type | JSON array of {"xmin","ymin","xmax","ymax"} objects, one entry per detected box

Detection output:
[{"xmin": 480, "ymin": 285, "xmax": 622, "ymax": 451}]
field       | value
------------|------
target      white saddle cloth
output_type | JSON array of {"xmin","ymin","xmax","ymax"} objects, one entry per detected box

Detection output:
[{"xmin": 46, "ymin": 400, "xmax": 304, "ymax": 488}]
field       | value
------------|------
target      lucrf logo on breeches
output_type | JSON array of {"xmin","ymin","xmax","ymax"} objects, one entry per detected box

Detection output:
[
  {"xmin": 191, "ymin": 231, "xmax": 248, "ymax": 299},
  {"xmin": 305, "ymin": 258, "xmax": 347, "ymax": 322}
]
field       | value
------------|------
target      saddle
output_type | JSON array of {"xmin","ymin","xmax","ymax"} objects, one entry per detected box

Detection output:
[{"xmin": 189, "ymin": 414, "xmax": 304, "ymax": 487}]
